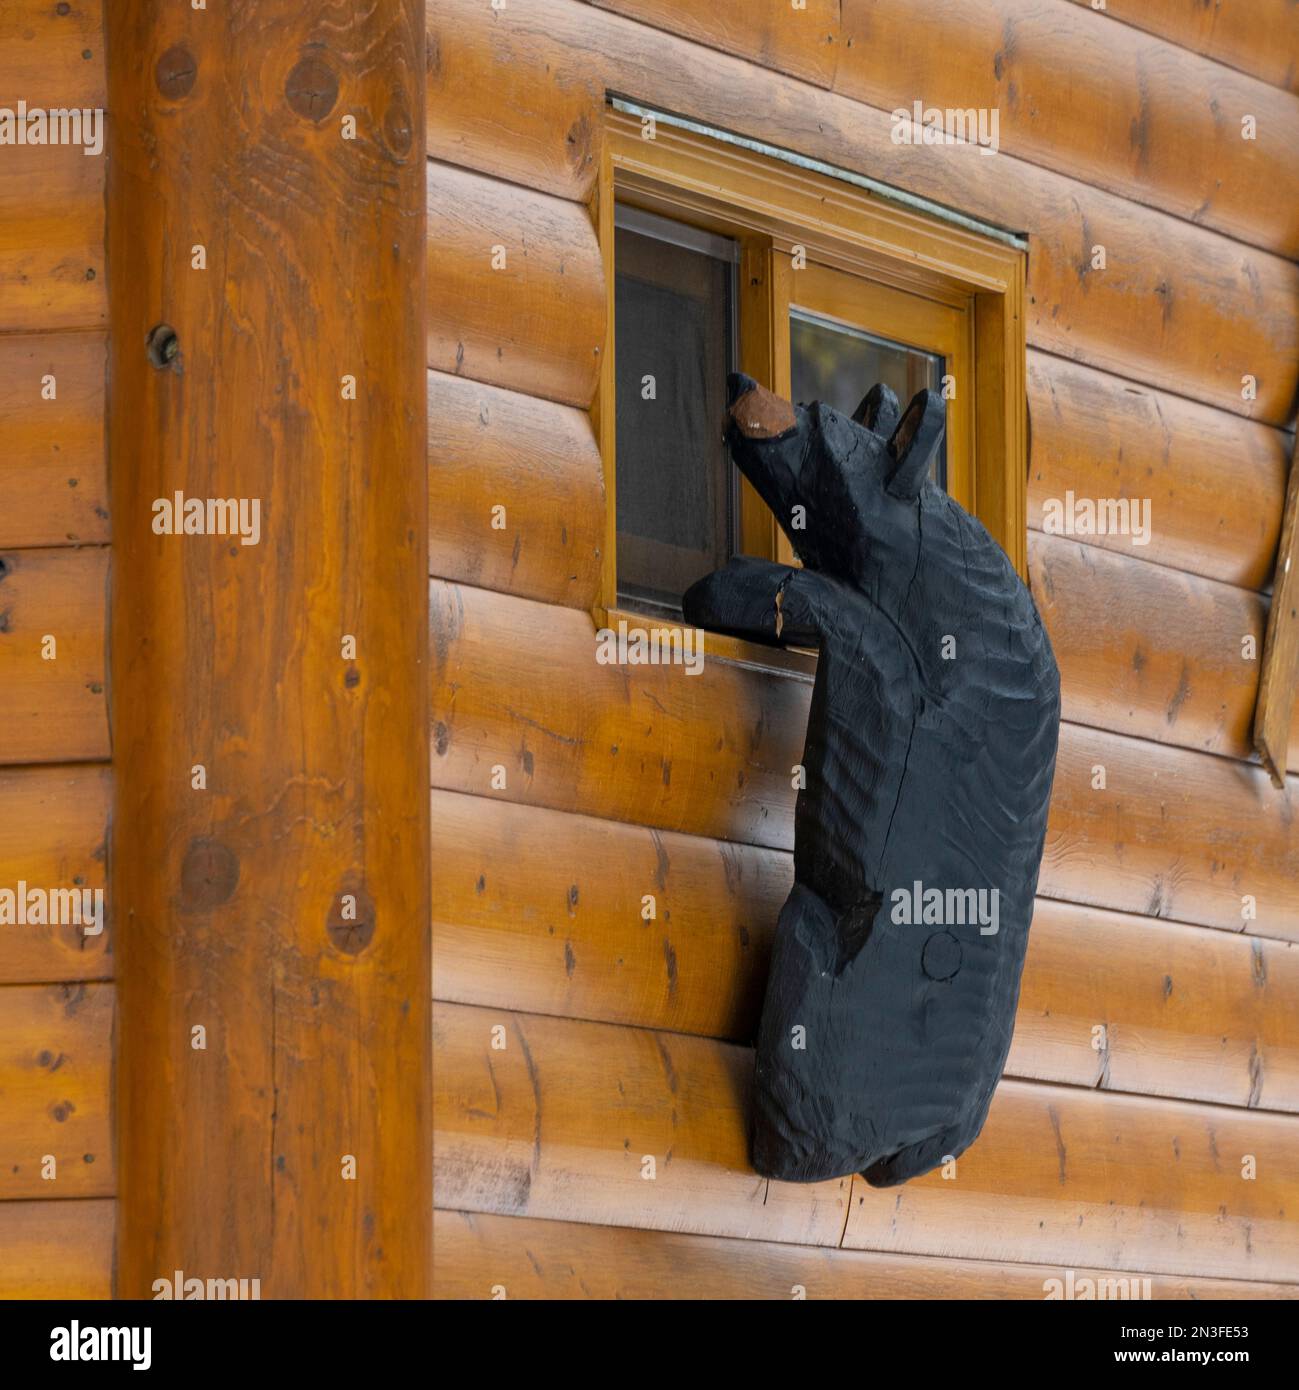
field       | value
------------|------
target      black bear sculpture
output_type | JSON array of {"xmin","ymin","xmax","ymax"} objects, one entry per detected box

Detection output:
[{"xmin": 682, "ymin": 374, "xmax": 1061, "ymax": 1187}]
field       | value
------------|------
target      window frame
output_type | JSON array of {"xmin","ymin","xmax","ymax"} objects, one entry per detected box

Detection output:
[{"xmin": 593, "ymin": 108, "xmax": 1028, "ymax": 642}]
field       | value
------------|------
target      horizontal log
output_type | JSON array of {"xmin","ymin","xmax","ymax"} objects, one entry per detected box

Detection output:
[
  {"xmin": 1029, "ymin": 531, "xmax": 1298, "ymax": 770},
  {"xmin": 1042, "ymin": 726, "xmax": 1299, "ymax": 941},
  {"xmin": 0, "ymin": 1199, "xmax": 113, "ymax": 1299},
  {"xmin": 435, "ymin": 1002, "xmax": 1299, "ymax": 1280},
  {"xmin": 469, "ymin": 0, "xmax": 1298, "ymax": 424},
  {"xmin": 1027, "ymin": 352, "xmax": 1288, "ymax": 591},
  {"xmin": 426, "ymin": 0, "xmax": 603, "ymax": 200},
  {"xmin": 429, "ymin": 580, "xmax": 803, "ymax": 848},
  {"xmin": 434, "ymin": 1208, "xmax": 1299, "ymax": 1299},
  {"xmin": 0, "ymin": 0, "xmax": 105, "ymax": 108},
  {"xmin": 434, "ymin": 1000, "xmax": 849, "ymax": 1245},
  {"xmin": 428, "ymin": 371, "xmax": 604, "ymax": 608},
  {"xmin": 587, "ymin": 0, "xmax": 840, "ymax": 87},
  {"xmin": 432, "ymin": 789, "xmax": 1299, "ymax": 1111},
  {"xmin": 833, "ymin": 0, "xmax": 1299, "ymax": 258},
  {"xmin": 426, "ymin": 159, "xmax": 604, "ymax": 409},
  {"xmin": 0, "ymin": 146, "xmax": 104, "ymax": 333},
  {"xmin": 1013, "ymin": 899, "xmax": 1299, "ymax": 1113},
  {"xmin": 0, "ymin": 332, "xmax": 109, "ymax": 549},
  {"xmin": 845, "ymin": 1081, "xmax": 1299, "ymax": 1281},
  {"xmin": 0, "ymin": 764, "xmax": 111, "ymax": 986},
  {"xmin": 0, "ymin": 546, "xmax": 110, "ymax": 765},
  {"xmin": 430, "ymin": 581, "xmax": 1299, "ymax": 938},
  {"xmin": 1062, "ymin": 0, "xmax": 1299, "ymax": 94},
  {"xmin": 0, "ymin": 982, "xmax": 114, "ymax": 1199}
]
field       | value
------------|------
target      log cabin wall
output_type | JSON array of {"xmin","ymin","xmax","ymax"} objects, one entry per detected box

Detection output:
[
  {"xmin": 428, "ymin": 0, "xmax": 1299, "ymax": 1297},
  {"xmin": 0, "ymin": 1, "xmax": 114, "ymax": 1296}
]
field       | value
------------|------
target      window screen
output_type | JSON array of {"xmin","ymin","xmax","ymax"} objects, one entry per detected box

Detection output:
[{"xmin": 614, "ymin": 206, "xmax": 737, "ymax": 616}]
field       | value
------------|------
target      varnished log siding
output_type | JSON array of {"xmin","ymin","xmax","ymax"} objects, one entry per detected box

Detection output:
[
  {"xmin": 0, "ymin": 1, "xmax": 114, "ymax": 1296},
  {"xmin": 426, "ymin": 0, "xmax": 1299, "ymax": 1297}
]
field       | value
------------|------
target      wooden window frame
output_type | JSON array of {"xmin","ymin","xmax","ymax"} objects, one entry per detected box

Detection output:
[{"xmin": 593, "ymin": 108, "xmax": 1028, "ymax": 645}]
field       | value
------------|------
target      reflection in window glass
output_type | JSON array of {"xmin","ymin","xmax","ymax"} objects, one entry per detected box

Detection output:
[
  {"xmin": 614, "ymin": 207, "xmax": 736, "ymax": 616},
  {"xmin": 790, "ymin": 311, "xmax": 947, "ymax": 489}
]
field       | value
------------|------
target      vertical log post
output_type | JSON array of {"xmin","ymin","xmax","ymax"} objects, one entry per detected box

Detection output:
[{"xmin": 107, "ymin": 3, "xmax": 429, "ymax": 1296}]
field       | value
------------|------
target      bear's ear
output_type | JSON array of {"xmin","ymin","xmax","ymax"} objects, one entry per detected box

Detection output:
[
  {"xmin": 886, "ymin": 389, "xmax": 946, "ymax": 499},
  {"xmin": 852, "ymin": 382, "xmax": 901, "ymax": 439}
]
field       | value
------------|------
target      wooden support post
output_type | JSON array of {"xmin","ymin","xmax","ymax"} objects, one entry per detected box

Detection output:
[{"xmin": 106, "ymin": 4, "xmax": 429, "ymax": 1296}]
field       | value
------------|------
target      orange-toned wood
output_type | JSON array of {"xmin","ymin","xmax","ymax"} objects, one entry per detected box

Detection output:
[
  {"xmin": 588, "ymin": 0, "xmax": 840, "ymax": 88},
  {"xmin": 430, "ymin": 581, "xmax": 1299, "ymax": 937},
  {"xmin": 0, "ymin": 333, "xmax": 109, "ymax": 550},
  {"xmin": 436, "ymin": 1002, "xmax": 1299, "ymax": 1280},
  {"xmin": 434, "ymin": 1208, "xmax": 1299, "ymax": 1300},
  {"xmin": 434, "ymin": 1001, "xmax": 849, "ymax": 1245},
  {"xmin": 432, "ymin": 790, "xmax": 1299, "ymax": 1111},
  {"xmin": 0, "ymin": 146, "xmax": 104, "ymax": 332},
  {"xmin": 0, "ymin": 1199, "xmax": 114, "ymax": 1300},
  {"xmin": 428, "ymin": 371, "xmax": 605, "ymax": 609},
  {"xmin": 0, "ymin": 982, "xmax": 113, "ymax": 1199},
  {"xmin": 834, "ymin": 0, "xmax": 1299, "ymax": 258},
  {"xmin": 429, "ymin": 580, "xmax": 805, "ymax": 849},
  {"xmin": 427, "ymin": 159, "xmax": 605, "ymax": 410},
  {"xmin": 0, "ymin": 547, "xmax": 109, "ymax": 766},
  {"xmin": 0, "ymin": 764, "xmax": 111, "ymax": 986},
  {"xmin": 844, "ymin": 1081, "xmax": 1299, "ymax": 1281},
  {"xmin": 1030, "ymin": 532, "xmax": 1298, "ymax": 770},
  {"xmin": 107, "ymin": 1, "xmax": 430, "ymax": 1298},
  {"xmin": 1012, "ymin": 900, "xmax": 1299, "ymax": 1112},
  {"xmin": 0, "ymin": 0, "xmax": 105, "ymax": 108},
  {"xmin": 467, "ymin": 0, "xmax": 1299, "ymax": 425},
  {"xmin": 1028, "ymin": 352, "xmax": 1288, "ymax": 590},
  {"xmin": 1254, "ymin": 456, "xmax": 1299, "ymax": 788},
  {"xmin": 1062, "ymin": 0, "xmax": 1299, "ymax": 95},
  {"xmin": 431, "ymin": 789, "xmax": 782, "ymax": 1040},
  {"xmin": 425, "ymin": 0, "xmax": 602, "ymax": 201},
  {"xmin": 1041, "ymin": 726, "xmax": 1299, "ymax": 941}
]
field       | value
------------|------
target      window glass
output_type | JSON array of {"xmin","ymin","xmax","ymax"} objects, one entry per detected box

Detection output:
[
  {"xmin": 614, "ymin": 207, "xmax": 737, "ymax": 616},
  {"xmin": 790, "ymin": 310, "xmax": 947, "ymax": 489}
]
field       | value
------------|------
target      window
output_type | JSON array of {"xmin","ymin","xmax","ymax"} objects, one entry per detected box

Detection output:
[{"xmin": 594, "ymin": 106, "xmax": 1027, "ymax": 636}]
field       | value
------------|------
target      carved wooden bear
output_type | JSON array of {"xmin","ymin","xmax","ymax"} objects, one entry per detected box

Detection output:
[{"xmin": 682, "ymin": 374, "xmax": 1061, "ymax": 1187}]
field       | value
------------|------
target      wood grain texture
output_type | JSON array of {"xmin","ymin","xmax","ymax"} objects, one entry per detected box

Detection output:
[
  {"xmin": 1041, "ymin": 726, "xmax": 1299, "ymax": 941},
  {"xmin": 432, "ymin": 790, "xmax": 1299, "ymax": 1112},
  {"xmin": 0, "ymin": 333, "xmax": 109, "ymax": 550},
  {"xmin": 0, "ymin": 0, "xmax": 105, "ymax": 108},
  {"xmin": 426, "ymin": 0, "xmax": 602, "ymax": 200},
  {"xmin": 0, "ymin": 547, "xmax": 109, "ymax": 765},
  {"xmin": 0, "ymin": 764, "xmax": 111, "ymax": 986},
  {"xmin": 834, "ymin": 0, "xmax": 1299, "ymax": 257},
  {"xmin": 431, "ymin": 581, "xmax": 1299, "ymax": 938},
  {"xmin": 0, "ymin": 145, "xmax": 104, "ymax": 333},
  {"xmin": 1027, "ymin": 352, "xmax": 1288, "ymax": 591},
  {"xmin": 1012, "ymin": 899, "xmax": 1299, "ymax": 1112},
  {"xmin": 0, "ymin": 982, "xmax": 113, "ymax": 1199},
  {"xmin": 426, "ymin": 159, "xmax": 605, "ymax": 409},
  {"xmin": 844, "ymin": 1081, "xmax": 1299, "ymax": 1282},
  {"xmin": 587, "ymin": 0, "xmax": 841, "ymax": 87},
  {"xmin": 436, "ymin": 1002, "xmax": 1299, "ymax": 1280},
  {"xmin": 434, "ymin": 1208, "xmax": 1299, "ymax": 1299},
  {"xmin": 0, "ymin": 1199, "xmax": 114, "ymax": 1300},
  {"xmin": 464, "ymin": 0, "xmax": 1299, "ymax": 424},
  {"xmin": 1253, "ymin": 457, "xmax": 1299, "ymax": 788},
  {"xmin": 427, "ymin": 371, "xmax": 605, "ymax": 609},
  {"xmin": 108, "ymin": 0, "xmax": 430, "ymax": 1298},
  {"xmin": 1062, "ymin": 0, "xmax": 1299, "ymax": 94},
  {"xmin": 434, "ymin": 1001, "xmax": 849, "ymax": 1245},
  {"xmin": 1029, "ymin": 531, "xmax": 1297, "ymax": 770},
  {"xmin": 429, "ymin": 579, "xmax": 804, "ymax": 849}
]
